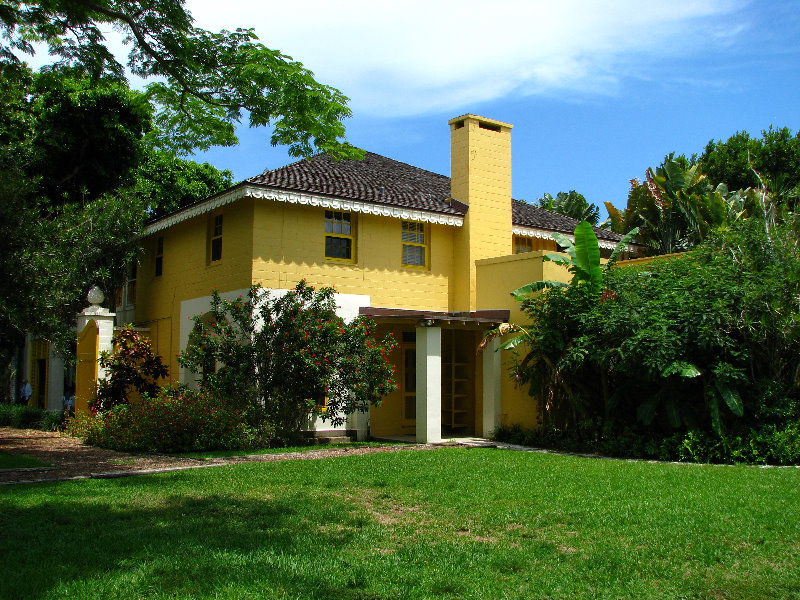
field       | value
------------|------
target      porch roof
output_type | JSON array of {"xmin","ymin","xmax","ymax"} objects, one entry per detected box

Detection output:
[{"xmin": 358, "ymin": 307, "xmax": 509, "ymax": 326}]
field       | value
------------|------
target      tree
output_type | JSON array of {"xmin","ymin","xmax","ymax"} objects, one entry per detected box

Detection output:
[
  {"xmin": 134, "ymin": 148, "xmax": 233, "ymax": 219},
  {"xmin": 698, "ymin": 127, "xmax": 800, "ymax": 211},
  {"xmin": 482, "ymin": 223, "xmax": 638, "ymax": 426},
  {"xmin": 605, "ymin": 155, "xmax": 746, "ymax": 256},
  {"xmin": 178, "ymin": 281, "xmax": 398, "ymax": 441},
  {"xmin": 0, "ymin": 0, "xmax": 361, "ymax": 159},
  {"xmin": 536, "ymin": 190, "xmax": 600, "ymax": 225},
  {"xmin": 0, "ymin": 65, "xmax": 234, "ymax": 362},
  {"xmin": 0, "ymin": 65, "xmax": 151, "ymax": 358}
]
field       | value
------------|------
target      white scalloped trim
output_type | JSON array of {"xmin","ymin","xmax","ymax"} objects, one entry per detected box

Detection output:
[
  {"xmin": 144, "ymin": 185, "xmax": 465, "ymax": 235},
  {"xmin": 512, "ymin": 225, "xmax": 625, "ymax": 250}
]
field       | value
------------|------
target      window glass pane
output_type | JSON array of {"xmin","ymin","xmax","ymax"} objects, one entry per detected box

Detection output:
[
  {"xmin": 402, "ymin": 231, "xmax": 424, "ymax": 243},
  {"xmin": 402, "ymin": 244, "xmax": 425, "ymax": 266},
  {"xmin": 325, "ymin": 236, "xmax": 351, "ymax": 259},
  {"xmin": 211, "ymin": 237, "xmax": 222, "ymax": 261}
]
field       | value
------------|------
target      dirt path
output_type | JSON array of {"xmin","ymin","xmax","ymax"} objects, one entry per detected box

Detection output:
[{"xmin": 0, "ymin": 428, "xmax": 441, "ymax": 486}]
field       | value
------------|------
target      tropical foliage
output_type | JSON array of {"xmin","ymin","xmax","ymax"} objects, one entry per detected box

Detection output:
[
  {"xmin": 494, "ymin": 219, "xmax": 800, "ymax": 463},
  {"xmin": 699, "ymin": 126, "xmax": 800, "ymax": 211},
  {"xmin": 536, "ymin": 190, "xmax": 600, "ymax": 225},
  {"xmin": 604, "ymin": 155, "xmax": 747, "ymax": 255}
]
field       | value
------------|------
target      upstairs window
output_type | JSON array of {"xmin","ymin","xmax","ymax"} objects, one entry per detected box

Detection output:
[
  {"xmin": 401, "ymin": 221, "xmax": 428, "ymax": 268},
  {"xmin": 116, "ymin": 261, "xmax": 137, "ymax": 308},
  {"xmin": 513, "ymin": 235, "xmax": 534, "ymax": 254},
  {"xmin": 209, "ymin": 214, "xmax": 223, "ymax": 263},
  {"xmin": 324, "ymin": 210, "xmax": 355, "ymax": 262},
  {"xmin": 155, "ymin": 236, "xmax": 164, "ymax": 276}
]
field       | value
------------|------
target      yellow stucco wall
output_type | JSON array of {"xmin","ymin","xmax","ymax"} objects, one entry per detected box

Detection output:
[
  {"xmin": 135, "ymin": 200, "xmax": 255, "ymax": 380},
  {"xmin": 476, "ymin": 252, "xmax": 573, "ymax": 429},
  {"xmin": 251, "ymin": 201, "xmax": 453, "ymax": 310}
]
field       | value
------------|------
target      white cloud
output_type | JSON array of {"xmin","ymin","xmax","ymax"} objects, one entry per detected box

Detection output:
[
  {"xmin": 185, "ymin": 0, "xmax": 748, "ymax": 115},
  {"xmin": 18, "ymin": 0, "xmax": 748, "ymax": 116}
]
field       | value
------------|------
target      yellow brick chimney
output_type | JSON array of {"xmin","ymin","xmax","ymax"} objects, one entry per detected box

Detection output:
[{"xmin": 449, "ymin": 114, "xmax": 513, "ymax": 311}]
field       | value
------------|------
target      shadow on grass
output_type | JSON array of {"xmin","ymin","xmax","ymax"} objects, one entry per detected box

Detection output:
[{"xmin": 1, "ymin": 476, "xmax": 386, "ymax": 599}]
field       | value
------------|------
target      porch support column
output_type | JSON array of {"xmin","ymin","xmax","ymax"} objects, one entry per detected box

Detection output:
[
  {"xmin": 415, "ymin": 324, "xmax": 442, "ymax": 443},
  {"xmin": 482, "ymin": 337, "xmax": 502, "ymax": 437}
]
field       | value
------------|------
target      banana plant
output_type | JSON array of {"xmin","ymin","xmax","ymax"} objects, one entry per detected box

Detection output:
[{"xmin": 512, "ymin": 221, "xmax": 639, "ymax": 300}]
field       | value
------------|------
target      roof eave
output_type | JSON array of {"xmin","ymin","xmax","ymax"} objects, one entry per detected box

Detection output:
[{"xmin": 142, "ymin": 184, "xmax": 465, "ymax": 235}]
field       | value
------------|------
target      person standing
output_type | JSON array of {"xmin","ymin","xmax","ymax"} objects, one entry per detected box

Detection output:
[{"xmin": 20, "ymin": 378, "xmax": 32, "ymax": 405}]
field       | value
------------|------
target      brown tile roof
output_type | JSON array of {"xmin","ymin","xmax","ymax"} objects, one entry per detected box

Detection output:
[
  {"xmin": 512, "ymin": 199, "xmax": 624, "ymax": 242},
  {"xmin": 247, "ymin": 152, "xmax": 463, "ymax": 215},
  {"xmin": 248, "ymin": 152, "xmax": 624, "ymax": 241}
]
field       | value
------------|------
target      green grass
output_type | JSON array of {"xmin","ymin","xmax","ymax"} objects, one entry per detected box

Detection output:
[
  {"xmin": 2, "ymin": 449, "xmax": 799, "ymax": 599},
  {"xmin": 0, "ymin": 451, "xmax": 49, "ymax": 469},
  {"xmin": 179, "ymin": 441, "xmax": 404, "ymax": 459}
]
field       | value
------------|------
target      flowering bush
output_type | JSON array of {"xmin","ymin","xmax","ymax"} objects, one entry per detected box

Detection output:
[
  {"xmin": 179, "ymin": 280, "xmax": 398, "ymax": 441},
  {"xmin": 93, "ymin": 326, "xmax": 169, "ymax": 411},
  {"xmin": 67, "ymin": 387, "xmax": 270, "ymax": 453}
]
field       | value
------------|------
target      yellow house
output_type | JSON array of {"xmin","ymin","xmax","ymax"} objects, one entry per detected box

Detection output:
[{"xmin": 109, "ymin": 114, "xmax": 625, "ymax": 443}]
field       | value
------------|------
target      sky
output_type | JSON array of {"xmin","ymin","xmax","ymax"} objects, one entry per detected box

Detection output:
[{"xmin": 59, "ymin": 0, "xmax": 800, "ymax": 217}]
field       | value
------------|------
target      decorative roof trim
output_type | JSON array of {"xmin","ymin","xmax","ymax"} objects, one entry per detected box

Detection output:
[
  {"xmin": 243, "ymin": 186, "xmax": 464, "ymax": 226},
  {"xmin": 143, "ymin": 186, "xmax": 248, "ymax": 235},
  {"xmin": 512, "ymin": 225, "xmax": 624, "ymax": 251},
  {"xmin": 143, "ymin": 185, "xmax": 465, "ymax": 235}
]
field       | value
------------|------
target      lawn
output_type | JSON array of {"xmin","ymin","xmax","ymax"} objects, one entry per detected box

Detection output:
[
  {"xmin": 2, "ymin": 448, "xmax": 798, "ymax": 600},
  {"xmin": 0, "ymin": 451, "xmax": 49, "ymax": 469}
]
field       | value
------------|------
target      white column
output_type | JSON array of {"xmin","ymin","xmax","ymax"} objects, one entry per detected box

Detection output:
[
  {"xmin": 415, "ymin": 325, "xmax": 442, "ymax": 443},
  {"xmin": 482, "ymin": 337, "xmax": 502, "ymax": 437},
  {"xmin": 46, "ymin": 349, "xmax": 64, "ymax": 411}
]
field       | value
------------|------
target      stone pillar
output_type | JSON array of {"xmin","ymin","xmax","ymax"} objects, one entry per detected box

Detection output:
[
  {"xmin": 482, "ymin": 337, "xmax": 502, "ymax": 437},
  {"xmin": 415, "ymin": 324, "xmax": 442, "ymax": 443},
  {"xmin": 75, "ymin": 287, "xmax": 116, "ymax": 412}
]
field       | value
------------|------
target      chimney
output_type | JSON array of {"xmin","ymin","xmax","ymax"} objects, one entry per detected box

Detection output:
[{"xmin": 449, "ymin": 114, "xmax": 513, "ymax": 311}]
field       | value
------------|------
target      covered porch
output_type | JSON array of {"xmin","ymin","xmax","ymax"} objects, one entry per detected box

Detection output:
[{"xmin": 360, "ymin": 307, "xmax": 509, "ymax": 444}]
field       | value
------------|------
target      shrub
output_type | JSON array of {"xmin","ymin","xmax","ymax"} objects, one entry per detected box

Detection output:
[
  {"xmin": 67, "ymin": 387, "xmax": 271, "ymax": 453},
  {"xmin": 508, "ymin": 220, "xmax": 800, "ymax": 440},
  {"xmin": 93, "ymin": 326, "xmax": 169, "ymax": 412},
  {"xmin": 492, "ymin": 421, "xmax": 800, "ymax": 465},
  {"xmin": 179, "ymin": 281, "xmax": 398, "ymax": 442},
  {"xmin": 0, "ymin": 404, "xmax": 67, "ymax": 431},
  {"xmin": 38, "ymin": 410, "xmax": 67, "ymax": 431}
]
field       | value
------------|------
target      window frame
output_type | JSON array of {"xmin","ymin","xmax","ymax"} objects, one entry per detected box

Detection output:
[
  {"xmin": 208, "ymin": 213, "xmax": 223, "ymax": 264},
  {"xmin": 324, "ymin": 210, "xmax": 356, "ymax": 263},
  {"xmin": 401, "ymin": 220, "xmax": 429, "ymax": 269},
  {"xmin": 155, "ymin": 236, "xmax": 164, "ymax": 277},
  {"xmin": 513, "ymin": 235, "xmax": 534, "ymax": 254}
]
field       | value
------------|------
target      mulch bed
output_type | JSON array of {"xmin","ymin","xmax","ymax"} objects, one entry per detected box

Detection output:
[{"xmin": 0, "ymin": 428, "xmax": 440, "ymax": 486}]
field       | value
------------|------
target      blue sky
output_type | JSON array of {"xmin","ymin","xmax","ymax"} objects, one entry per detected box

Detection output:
[{"xmin": 188, "ymin": 0, "xmax": 799, "ymax": 218}]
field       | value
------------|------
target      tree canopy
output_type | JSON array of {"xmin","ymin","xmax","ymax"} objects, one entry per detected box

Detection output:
[
  {"xmin": 698, "ymin": 127, "xmax": 800, "ymax": 210},
  {"xmin": 0, "ymin": 64, "xmax": 235, "ymax": 368},
  {"xmin": 0, "ymin": 0, "xmax": 361, "ymax": 159},
  {"xmin": 536, "ymin": 190, "xmax": 600, "ymax": 225},
  {"xmin": 1, "ymin": 1, "xmax": 362, "ymax": 371}
]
